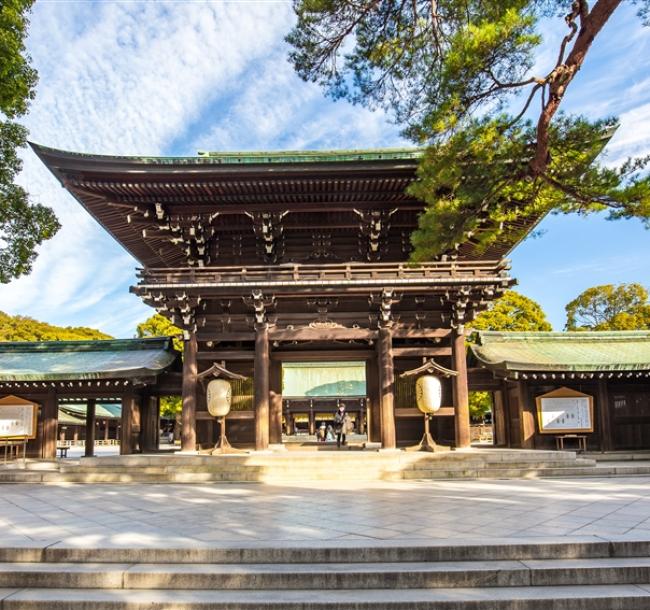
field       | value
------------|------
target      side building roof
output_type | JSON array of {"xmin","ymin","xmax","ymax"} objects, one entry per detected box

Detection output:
[
  {"xmin": 471, "ymin": 331, "xmax": 650, "ymax": 380},
  {"xmin": 0, "ymin": 337, "xmax": 179, "ymax": 382}
]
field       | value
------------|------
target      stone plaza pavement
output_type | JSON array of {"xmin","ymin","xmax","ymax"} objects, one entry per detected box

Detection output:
[{"xmin": 2, "ymin": 476, "xmax": 650, "ymax": 549}]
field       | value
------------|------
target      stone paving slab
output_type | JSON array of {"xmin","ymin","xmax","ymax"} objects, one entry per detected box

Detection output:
[{"xmin": 2, "ymin": 477, "xmax": 650, "ymax": 549}]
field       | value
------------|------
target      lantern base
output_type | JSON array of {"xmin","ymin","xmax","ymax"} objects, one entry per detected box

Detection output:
[
  {"xmin": 211, "ymin": 435, "xmax": 245, "ymax": 455},
  {"xmin": 406, "ymin": 414, "xmax": 439, "ymax": 452},
  {"xmin": 211, "ymin": 417, "xmax": 247, "ymax": 455},
  {"xmin": 406, "ymin": 431, "xmax": 439, "ymax": 452}
]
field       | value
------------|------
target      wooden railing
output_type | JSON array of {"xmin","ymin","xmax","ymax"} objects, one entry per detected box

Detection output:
[{"xmin": 137, "ymin": 260, "xmax": 510, "ymax": 286}]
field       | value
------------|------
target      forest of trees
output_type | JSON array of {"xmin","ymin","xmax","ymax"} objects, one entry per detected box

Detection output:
[{"xmin": 0, "ymin": 310, "xmax": 111, "ymax": 341}]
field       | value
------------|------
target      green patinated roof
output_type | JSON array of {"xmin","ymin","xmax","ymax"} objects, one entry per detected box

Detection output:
[
  {"xmin": 60, "ymin": 403, "xmax": 122, "ymax": 419},
  {"xmin": 0, "ymin": 338, "xmax": 178, "ymax": 382},
  {"xmin": 471, "ymin": 331, "xmax": 650, "ymax": 373},
  {"xmin": 30, "ymin": 143, "xmax": 423, "ymax": 166},
  {"xmin": 196, "ymin": 148, "xmax": 423, "ymax": 164},
  {"xmin": 57, "ymin": 410, "xmax": 86, "ymax": 426}
]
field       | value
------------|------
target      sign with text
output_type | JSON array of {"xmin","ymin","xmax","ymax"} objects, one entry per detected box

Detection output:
[
  {"xmin": 536, "ymin": 387, "xmax": 594, "ymax": 434},
  {"xmin": 0, "ymin": 397, "xmax": 38, "ymax": 439}
]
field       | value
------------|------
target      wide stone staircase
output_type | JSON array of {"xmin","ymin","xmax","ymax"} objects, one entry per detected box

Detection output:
[
  {"xmin": 0, "ymin": 449, "xmax": 608, "ymax": 484},
  {"xmin": 2, "ymin": 539, "xmax": 650, "ymax": 608}
]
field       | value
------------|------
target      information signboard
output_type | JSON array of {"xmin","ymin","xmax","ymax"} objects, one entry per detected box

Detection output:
[
  {"xmin": 535, "ymin": 387, "xmax": 594, "ymax": 434},
  {"xmin": 0, "ymin": 399, "xmax": 38, "ymax": 440}
]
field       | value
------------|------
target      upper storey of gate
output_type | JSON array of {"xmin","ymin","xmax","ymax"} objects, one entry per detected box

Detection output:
[{"xmin": 31, "ymin": 143, "xmax": 531, "ymax": 268}]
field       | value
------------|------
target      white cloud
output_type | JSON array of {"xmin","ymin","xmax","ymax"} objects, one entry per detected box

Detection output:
[
  {"xmin": 0, "ymin": 1, "xmax": 648, "ymax": 338},
  {"xmin": 602, "ymin": 102, "xmax": 650, "ymax": 167},
  {"xmin": 0, "ymin": 2, "xmax": 296, "ymax": 337},
  {"xmin": 191, "ymin": 48, "xmax": 406, "ymax": 152}
]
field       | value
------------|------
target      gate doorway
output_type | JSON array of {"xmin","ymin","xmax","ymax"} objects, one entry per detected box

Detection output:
[{"xmin": 280, "ymin": 361, "xmax": 369, "ymax": 447}]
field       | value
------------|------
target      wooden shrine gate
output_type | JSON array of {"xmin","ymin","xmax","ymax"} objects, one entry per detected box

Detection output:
[{"xmin": 32, "ymin": 145, "xmax": 518, "ymax": 451}]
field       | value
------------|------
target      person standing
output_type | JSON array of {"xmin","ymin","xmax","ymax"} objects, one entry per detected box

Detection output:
[{"xmin": 334, "ymin": 403, "xmax": 347, "ymax": 448}]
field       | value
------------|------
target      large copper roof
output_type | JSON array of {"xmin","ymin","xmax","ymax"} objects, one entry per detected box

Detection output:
[{"xmin": 31, "ymin": 143, "xmax": 530, "ymax": 268}]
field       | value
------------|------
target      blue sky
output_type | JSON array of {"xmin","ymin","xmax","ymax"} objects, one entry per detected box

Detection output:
[{"xmin": 0, "ymin": 1, "xmax": 648, "ymax": 335}]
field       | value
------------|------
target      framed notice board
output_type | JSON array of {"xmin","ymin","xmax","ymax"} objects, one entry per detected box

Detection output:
[
  {"xmin": 0, "ymin": 395, "xmax": 38, "ymax": 440},
  {"xmin": 535, "ymin": 387, "xmax": 594, "ymax": 434}
]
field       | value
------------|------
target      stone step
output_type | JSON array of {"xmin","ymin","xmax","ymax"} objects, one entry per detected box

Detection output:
[
  {"xmin": 69, "ymin": 451, "xmax": 582, "ymax": 469},
  {"xmin": 4, "ymin": 557, "xmax": 650, "ymax": 590},
  {"xmin": 58, "ymin": 458, "xmax": 597, "ymax": 474},
  {"xmin": 3, "ymin": 540, "xmax": 650, "ymax": 564},
  {"xmin": 0, "ymin": 467, "xmax": 633, "ymax": 484},
  {"xmin": 2, "ymin": 584, "xmax": 650, "ymax": 609}
]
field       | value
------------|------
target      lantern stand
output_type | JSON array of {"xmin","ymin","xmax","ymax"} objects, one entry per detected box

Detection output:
[
  {"xmin": 198, "ymin": 362, "xmax": 248, "ymax": 455},
  {"xmin": 400, "ymin": 359, "xmax": 458, "ymax": 453}
]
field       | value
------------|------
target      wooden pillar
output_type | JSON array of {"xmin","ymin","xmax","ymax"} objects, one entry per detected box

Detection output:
[
  {"xmin": 254, "ymin": 324, "xmax": 270, "ymax": 450},
  {"xmin": 141, "ymin": 395, "xmax": 159, "ymax": 453},
  {"xmin": 452, "ymin": 328, "xmax": 471, "ymax": 448},
  {"xmin": 308, "ymin": 410, "xmax": 316, "ymax": 436},
  {"xmin": 377, "ymin": 326, "xmax": 396, "ymax": 449},
  {"xmin": 598, "ymin": 379, "xmax": 612, "ymax": 452},
  {"xmin": 42, "ymin": 389, "xmax": 58, "ymax": 460},
  {"xmin": 269, "ymin": 359, "xmax": 283, "ymax": 444},
  {"xmin": 104, "ymin": 419, "xmax": 109, "ymax": 442},
  {"xmin": 120, "ymin": 392, "xmax": 134, "ymax": 454},
  {"xmin": 84, "ymin": 398, "xmax": 96, "ymax": 458},
  {"xmin": 181, "ymin": 331, "xmax": 198, "ymax": 452},
  {"xmin": 493, "ymin": 390, "xmax": 507, "ymax": 447},
  {"xmin": 366, "ymin": 359, "xmax": 381, "ymax": 443},
  {"xmin": 517, "ymin": 380, "xmax": 535, "ymax": 449}
]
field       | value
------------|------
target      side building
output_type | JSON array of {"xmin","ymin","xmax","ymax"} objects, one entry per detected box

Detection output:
[{"xmin": 471, "ymin": 331, "xmax": 650, "ymax": 451}]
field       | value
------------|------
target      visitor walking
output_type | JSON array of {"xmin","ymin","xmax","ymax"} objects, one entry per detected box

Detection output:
[{"xmin": 334, "ymin": 403, "xmax": 348, "ymax": 448}]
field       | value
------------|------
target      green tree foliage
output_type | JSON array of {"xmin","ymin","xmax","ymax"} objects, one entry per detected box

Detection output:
[
  {"xmin": 467, "ymin": 289, "xmax": 550, "ymax": 421},
  {"xmin": 1, "ymin": 0, "xmax": 59, "ymax": 283},
  {"xmin": 470, "ymin": 289, "xmax": 552, "ymax": 332},
  {"xmin": 469, "ymin": 390, "xmax": 492, "ymax": 422},
  {"xmin": 136, "ymin": 313, "xmax": 183, "ymax": 351},
  {"xmin": 565, "ymin": 283, "xmax": 650, "ymax": 330},
  {"xmin": 0, "ymin": 310, "xmax": 112, "ymax": 341},
  {"xmin": 287, "ymin": 1, "xmax": 650, "ymax": 258},
  {"xmin": 136, "ymin": 313, "xmax": 183, "ymax": 419}
]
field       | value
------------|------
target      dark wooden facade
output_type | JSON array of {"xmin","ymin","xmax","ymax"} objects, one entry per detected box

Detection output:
[{"xmin": 33, "ymin": 145, "xmax": 521, "ymax": 451}]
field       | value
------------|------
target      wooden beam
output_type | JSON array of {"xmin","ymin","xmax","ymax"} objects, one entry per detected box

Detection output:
[
  {"xmin": 140, "ymin": 395, "xmax": 159, "ymax": 453},
  {"xmin": 181, "ymin": 332, "xmax": 198, "ymax": 452},
  {"xmin": 271, "ymin": 350, "xmax": 375, "ymax": 361},
  {"xmin": 198, "ymin": 351, "xmax": 255, "ymax": 361},
  {"xmin": 366, "ymin": 358, "xmax": 381, "ymax": 444},
  {"xmin": 42, "ymin": 389, "xmax": 58, "ymax": 460},
  {"xmin": 392, "ymin": 329, "xmax": 452, "ymax": 339},
  {"xmin": 392, "ymin": 347, "xmax": 452, "ymax": 357},
  {"xmin": 269, "ymin": 360, "xmax": 283, "ymax": 445},
  {"xmin": 517, "ymin": 380, "xmax": 535, "ymax": 449},
  {"xmin": 452, "ymin": 328, "xmax": 470, "ymax": 449},
  {"xmin": 269, "ymin": 327, "xmax": 376, "ymax": 342},
  {"xmin": 196, "ymin": 332, "xmax": 255, "ymax": 342},
  {"xmin": 254, "ymin": 325, "xmax": 270, "ymax": 450},
  {"xmin": 597, "ymin": 379, "xmax": 612, "ymax": 452},
  {"xmin": 378, "ymin": 326, "xmax": 396, "ymax": 449},
  {"xmin": 120, "ymin": 391, "xmax": 135, "ymax": 455},
  {"xmin": 84, "ymin": 398, "xmax": 96, "ymax": 458}
]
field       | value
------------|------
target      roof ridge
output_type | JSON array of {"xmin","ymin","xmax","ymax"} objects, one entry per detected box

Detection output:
[{"xmin": 0, "ymin": 337, "xmax": 173, "ymax": 353}]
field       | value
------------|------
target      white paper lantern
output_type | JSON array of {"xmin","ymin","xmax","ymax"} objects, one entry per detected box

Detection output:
[
  {"xmin": 206, "ymin": 379, "xmax": 232, "ymax": 418},
  {"xmin": 415, "ymin": 375, "xmax": 442, "ymax": 414}
]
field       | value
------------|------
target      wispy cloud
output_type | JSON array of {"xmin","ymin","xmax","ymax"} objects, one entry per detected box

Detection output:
[{"xmin": 0, "ymin": 2, "xmax": 647, "ymax": 338}]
